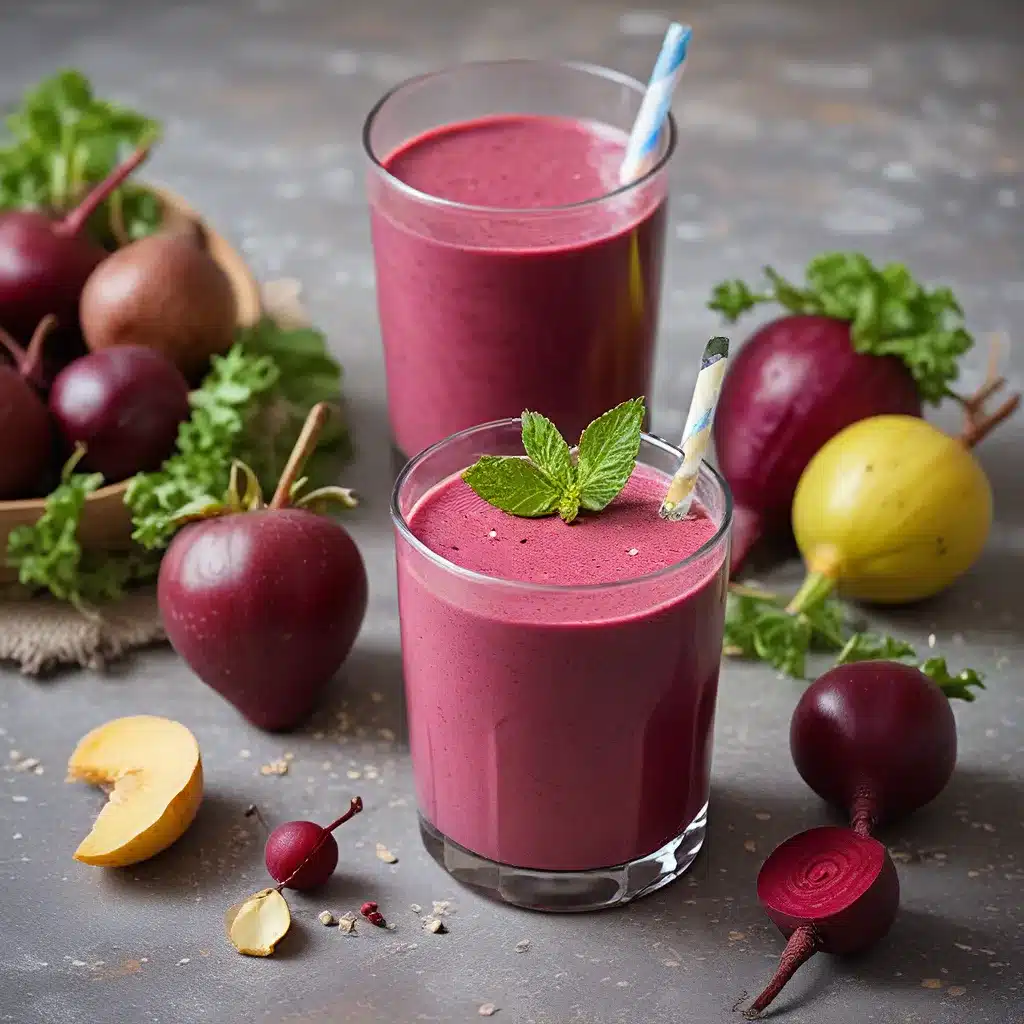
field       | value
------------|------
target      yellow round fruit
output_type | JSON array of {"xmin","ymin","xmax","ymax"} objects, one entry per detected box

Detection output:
[{"xmin": 792, "ymin": 415, "xmax": 992, "ymax": 604}]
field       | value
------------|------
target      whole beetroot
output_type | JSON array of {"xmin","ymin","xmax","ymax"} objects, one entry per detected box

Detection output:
[{"xmin": 157, "ymin": 404, "xmax": 366, "ymax": 731}]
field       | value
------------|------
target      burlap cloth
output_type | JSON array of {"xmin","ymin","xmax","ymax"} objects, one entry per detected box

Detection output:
[{"xmin": 0, "ymin": 280, "xmax": 311, "ymax": 675}]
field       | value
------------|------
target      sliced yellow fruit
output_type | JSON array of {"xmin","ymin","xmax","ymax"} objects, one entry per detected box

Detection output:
[
  {"xmin": 226, "ymin": 889, "xmax": 291, "ymax": 956},
  {"xmin": 67, "ymin": 715, "xmax": 203, "ymax": 867}
]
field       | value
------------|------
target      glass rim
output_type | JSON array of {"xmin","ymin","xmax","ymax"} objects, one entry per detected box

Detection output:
[
  {"xmin": 362, "ymin": 58, "xmax": 678, "ymax": 217},
  {"xmin": 390, "ymin": 418, "xmax": 733, "ymax": 595}
]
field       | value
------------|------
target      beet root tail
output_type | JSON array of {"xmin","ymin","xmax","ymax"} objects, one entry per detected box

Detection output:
[{"xmin": 744, "ymin": 924, "xmax": 820, "ymax": 1018}]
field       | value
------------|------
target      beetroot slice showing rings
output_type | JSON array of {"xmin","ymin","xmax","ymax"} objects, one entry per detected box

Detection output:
[{"xmin": 744, "ymin": 825, "xmax": 900, "ymax": 1017}]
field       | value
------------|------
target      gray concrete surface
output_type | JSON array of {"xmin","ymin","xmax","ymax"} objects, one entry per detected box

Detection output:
[{"xmin": 1, "ymin": 1, "xmax": 1022, "ymax": 1022}]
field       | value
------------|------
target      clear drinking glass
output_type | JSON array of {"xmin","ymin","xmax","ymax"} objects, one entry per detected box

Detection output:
[
  {"xmin": 364, "ymin": 60, "xmax": 675, "ymax": 459},
  {"xmin": 391, "ymin": 420, "xmax": 732, "ymax": 912}
]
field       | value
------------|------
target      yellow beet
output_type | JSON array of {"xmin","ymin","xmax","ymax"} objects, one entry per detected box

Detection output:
[{"xmin": 790, "ymin": 415, "xmax": 992, "ymax": 605}]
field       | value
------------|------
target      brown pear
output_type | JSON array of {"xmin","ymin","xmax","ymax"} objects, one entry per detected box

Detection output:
[{"xmin": 80, "ymin": 223, "xmax": 237, "ymax": 380}]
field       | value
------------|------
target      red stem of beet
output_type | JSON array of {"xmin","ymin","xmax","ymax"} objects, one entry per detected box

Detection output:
[
  {"xmin": 745, "ymin": 925, "xmax": 820, "ymax": 1018},
  {"xmin": 56, "ymin": 143, "xmax": 152, "ymax": 238},
  {"xmin": 269, "ymin": 401, "xmax": 331, "ymax": 509},
  {"xmin": 0, "ymin": 315, "xmax": 56, "ymax": 389},
  {"xmin": 744, "ymin": 826, "xmax": 900, "ymax": 1017},
  {"xmin": 273, "ymin": 796, "xmax": 363, "ymax": 892}
]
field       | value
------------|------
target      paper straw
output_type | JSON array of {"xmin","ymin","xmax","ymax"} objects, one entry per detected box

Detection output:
[
  {"xmin": 660, "ymin": 336, "xmax": 730, "ymax": 521},
  {"xmin": 619, "ymin": 22, "xmax": 692, "ymax": 185}
]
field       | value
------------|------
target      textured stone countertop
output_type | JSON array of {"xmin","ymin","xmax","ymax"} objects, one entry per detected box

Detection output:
[{"xmin": 1, "ymin": 1, "xmax": 1021, "ymax": 1022}]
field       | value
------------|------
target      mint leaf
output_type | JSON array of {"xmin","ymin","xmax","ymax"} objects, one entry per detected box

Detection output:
[
  {"xmin": 576, "ymin": 398, "xmax": 645, "ymax": 511},
  {"xmin": 462, "ymin": 398, "xmax": 644, "ymax": 521},
  {"xmin": 521, "ymin": 411, "xmax": 573, "ymax": 489},
  {"xmin": 462, "ymin": 457, "xmax": 561, "ymax": 517}
]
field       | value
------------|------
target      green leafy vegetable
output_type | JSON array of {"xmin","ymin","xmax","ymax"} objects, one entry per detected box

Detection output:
[
  {"xmin": 0, "ymin": 69, "xmax": 162, "ymax": 243},
  {"xmin": 126, "ymin": 318, "xmax": 348, "ymax": 550},
  {"xmin": 462, "ymin": 399, "xmax": 645, "ymax": 524},
  {"xmin": 708, "ymin": 252, "xmax": 973, "ymax": 403},
  {"xmin": 6, "ymin": 451, "xmax": 158, "ymax": 608},
  {"xmin": 918, "ymin": 657, "xmax": 986, "ymax": 702},
  {"xmin": 723, "ymin": 583, "xmax": 983, "ymax": 700}
]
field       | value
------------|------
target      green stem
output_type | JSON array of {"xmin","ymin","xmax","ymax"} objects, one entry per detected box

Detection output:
[{"xmin": 786, "ymin": 571, "xmax": 837, "ymax": 616}]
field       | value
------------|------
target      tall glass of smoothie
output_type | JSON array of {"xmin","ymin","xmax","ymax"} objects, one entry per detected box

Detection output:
[
  {"xmin": 391, "ymin": 419, "xmax": 732, "ymax": 911},
  {"xmin": 364, "ymin": 61, "xmax": 674, "ymax": 458}
]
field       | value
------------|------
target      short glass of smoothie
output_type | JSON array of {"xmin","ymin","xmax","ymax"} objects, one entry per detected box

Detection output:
[
  {"xmin": 391, "ymin": 419, "xmax": 732, "ymax": 911},
  {"xmin": 364, "ymin": 61, "xmax": 674, "ymax": 459}
]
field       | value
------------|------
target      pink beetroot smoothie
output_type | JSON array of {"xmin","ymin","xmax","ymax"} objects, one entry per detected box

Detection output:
[
  {"xmin": 369, "ymin": 114, "xmax": 668, "ymax": 457},
  {"xmin": 395, "ymin": 463, "xmax": 729, "ymax": 871}
]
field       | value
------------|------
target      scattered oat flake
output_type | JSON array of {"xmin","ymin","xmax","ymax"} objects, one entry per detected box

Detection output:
[
  {"xmin": 967, "ymin": 870, "xmax": 980, "ymax": 878},
  {"xmin": 239, "ymin": 749, "xmax": 251, "ymax": 759},
  {"xmin": 318, "ymin": 911, "xmax": 336, "ymax": 926},
  {"xmin": 15, "ymin": 757, "xmax": 39, "ymax": 771},
  {"xmin": 259, "ymin": 759, "xmax": 289, "ymax": 776},
  {"xmin": 346, "ymin": 770, "xmax": 362, "ymax": 780},
  {"xmin": 928, "ymin": 633, "xmax": 937, "ymax": 648},
  {"xmin": 432, "ymin": 901, "xmax": 452, "ymax": 916},
  {"xmin": 728, "ymin": 931, "xmax": 747, "ymax": 941},
  {"xmin": 378, "ymin": 728, "xmax": 396, "ymax": 742},
  {"xmin": 627, "ymin": 548, "xmax": 639, "ymax": 556},
  {"xmin": 947, "ymin": 986, "xmax": 966, "ymax": 996},
  {"xmin": 7, "ymin": 750, "xmax": 19, "ymax": 760},
  {"xmin": 338, "ymin": 913, "xmax": 357, "ymax": 934},
  {"xmin": 370, "ymin": 692, "xmax": 384, "ymax": 704},
  {"xmin": 921, "ymin": 978, "xmax": 944, "ymax": 989},
  {"xmin": 12, "ymin": 833, "xmax": 21, "ymax": 840},
  {"xmin": 376, "ymin": 843, "xmax": 398, "ymax": 864},
  {"xmin": 479, "ymin": 1004, "xmax": 498, "ymax": 1017},
  {"xmin": 410, "ymin": 904, "xmax": 422, "ymax": 914},
  {"xmin": 743, "ymin": 839, "xmax": 757, "ymax": 853},
  {"xmin": 488, "ymin": 530, "xmax": 497, "ymax": 538},
  {"xmin": 321, "ymin": 761, "xmax": 332, "ymax": 771},
  {"xmin": 12, "ymin": 795, "xmax": 27, "ymax": 803},
  {"xmin": 754, "ymin": 811, "xmax": 771, "ymax": 821},
  {"xmin": 425, "ymin": 918, "xmax": 446, "ymax": 934},
  {"xmin": 954, "ymin": 943, "xmax": 973, "ymax": 951},
  {"xmin": 178, "ymin": 957, "xmax": 190, "ymax": 965},
  {"xmin": 33, "ymin": 766, "xmax": 43, "ymax": 775},
  {"xmin": 515, "ymin": 939, "xmax": 531, "ymax": 953}
]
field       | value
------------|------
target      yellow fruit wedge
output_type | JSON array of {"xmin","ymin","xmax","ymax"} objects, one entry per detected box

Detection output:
[{"xmin": 67, "ymin": 715, "xmax": 203, "ymax": 867}]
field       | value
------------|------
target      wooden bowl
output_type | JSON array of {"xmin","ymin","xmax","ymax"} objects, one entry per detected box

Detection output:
[{"xmin": 0, "ymin": 186, "xmax": 262, "ymax": 584}]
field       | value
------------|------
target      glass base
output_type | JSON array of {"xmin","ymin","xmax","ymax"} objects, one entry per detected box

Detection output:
[{"xmin": 418, "ymin": 802, "xmax": 708, "ymax": 912}]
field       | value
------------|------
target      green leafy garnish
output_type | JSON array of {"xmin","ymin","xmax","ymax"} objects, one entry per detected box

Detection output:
[
  {"xmin": 918, "ymin": 657, "xmax": 986, "ymax": 702},
  {"xmin": 462, "ymin": 399, "xmax": 644, "ymax": 524},
  {"xmin": 7, "ymin": 451, "xmax": 159, "ymax": 608},
  {"xmin": 723, "ymin": 583, "xmax": 984, "ymax": 700},
  {"xmin": 126, "ymin": 318, "xmax": 348, "ymax": 550},
  {"xmin": 708, "ymin": 252, "xmax": 973, "ymax": 403},
  {"xmin": 0, "ymin": 69, "xmax": 163, "ymax": 244}
]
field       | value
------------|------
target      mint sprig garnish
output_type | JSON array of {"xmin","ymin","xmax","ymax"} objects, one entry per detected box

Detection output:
[
  {"xmin": 707, "ymin": 252, "xmax": 973, "ymax": 404},
  {"xmin": 462, "ymin": 398, "xmax": 645, "ymax": 524}
]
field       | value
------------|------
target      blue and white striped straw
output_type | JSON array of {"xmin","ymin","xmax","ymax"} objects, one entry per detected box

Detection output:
[
  {"xmin": 660, "ymin": 337, "xmax": 730, "ymax": 521},
  {"xmin": 618, "ymin": 22, "xmax": 692, "ymax": 185}
]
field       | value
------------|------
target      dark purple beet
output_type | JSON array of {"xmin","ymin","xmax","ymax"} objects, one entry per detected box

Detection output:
[
  {"xmin": 264, "ymin": 797, "xmax": 363, "ymax": 890},
  {"xmin": 0, "ymin": 144, "xmax": 150, "ymax": 359},
  {"xmin": 159, "ymin": 507, "xmax": 367, "ymax": 730},
  {"xmin": 790, "ymin": 661, "xmax": 958, "ymax": 836},
  {"xmin": 0, "ymin": 317, "xmax": 55, "ymax": 499},
  {"xmin": 745, "ymin": 825, "xmax": 900, "ymax": 1016},
  {"xmin": 49, "ymin": 345, "xmax": 190, "ymax": 481},
  {"xmin": 713, "ymin": 315, "xmax": 922, "ymax": 573}
]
